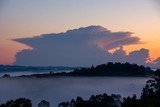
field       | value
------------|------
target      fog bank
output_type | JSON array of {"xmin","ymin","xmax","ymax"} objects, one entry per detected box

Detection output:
[{"xmin": 0, "ymin": 77, "xmax": 148, "ymax": 107}]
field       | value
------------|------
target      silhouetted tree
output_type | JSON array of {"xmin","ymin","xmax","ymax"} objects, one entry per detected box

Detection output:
[
  {"xmin": 122, "ymin": 69, "xmax": 160, "ymax": 107},
  {"xmin": 0, "ymin": 98, "xmax": 31, "ymax": 107},
  {"xmin": 38, "ymin": 100, "xmax": 50, "ymax": 107},
  {"xmin": 140, "ymin": 69, "xmax": 160, "ymax": 107},
  {"xmin": 58, "ymin": 94, "xmax": 121, "ymax": 107}
]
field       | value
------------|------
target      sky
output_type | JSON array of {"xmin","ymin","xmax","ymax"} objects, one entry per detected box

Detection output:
[{"xmin": 0, "ymin": 0, "xmax": 160, "ymax": 66}]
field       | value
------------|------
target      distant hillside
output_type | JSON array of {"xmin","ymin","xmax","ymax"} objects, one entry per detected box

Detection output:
[
  {"xmin": 18, "ymin": 62, "xmax": 153, "ymax": 78},
  {"xmin": 69, "ymin": 62, "xmax": 153, "ymax": 76},
  {"xmin": 0, "ymin": 65, "xmax": 75, "ymax": 72}
]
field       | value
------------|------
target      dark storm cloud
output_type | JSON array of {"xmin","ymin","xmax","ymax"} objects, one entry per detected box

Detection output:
[{"xmin": 13, "ymin": 25, "xmax": 145, "ymax": 66}]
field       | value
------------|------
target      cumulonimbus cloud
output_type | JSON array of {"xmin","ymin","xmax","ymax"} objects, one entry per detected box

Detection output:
[{"xmin": 13, "ymin": 25, "xmax": 152, "ymax": 67}]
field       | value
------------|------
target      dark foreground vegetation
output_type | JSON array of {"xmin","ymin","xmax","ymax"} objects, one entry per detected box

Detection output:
[
  {"xmin": 16, "ymin": 62, "xmax": 153, "ymax": 78},
  {"xmin": 58, "ymin": 94, "xmax": 121, "ymax": 107},
  {"xmin": 122, "ymin": 69, "xmax": 160, "ymax": 107},
  {"xmin": 69, "ymin": 62, "xmax": 152, "ymax": 77},
  {"xmin": 0, "ymin": 98, "xmax": 32, "ymax": 107},
  {"xmin": 1, "ymin": 69, "xmax": 160, "ymax": 107}
]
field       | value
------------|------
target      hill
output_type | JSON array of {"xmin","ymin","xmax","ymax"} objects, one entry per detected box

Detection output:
[{"xmin": 18, "ymin": 62, "xmax": 153, "ymax": 78}]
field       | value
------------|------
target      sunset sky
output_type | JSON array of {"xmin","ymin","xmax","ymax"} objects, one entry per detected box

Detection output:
[{"xmin": 0, "ymin": 0, "xmax": 160, "ymax": 65}]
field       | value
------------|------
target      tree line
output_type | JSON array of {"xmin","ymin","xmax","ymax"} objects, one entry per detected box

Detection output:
[{"xmin": 69, "ymin": 62, "xmax": 152, "ymax": 76}]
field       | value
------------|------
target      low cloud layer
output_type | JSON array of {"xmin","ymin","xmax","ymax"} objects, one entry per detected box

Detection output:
[{"xmin": 13, "ymin": 25, "xmax": 159, "ymax": 67}]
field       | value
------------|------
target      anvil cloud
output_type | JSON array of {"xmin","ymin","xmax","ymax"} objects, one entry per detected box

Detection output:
[{"xmin": 13, "ymin": 25, "xmax": 153, "ymax": 67}]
